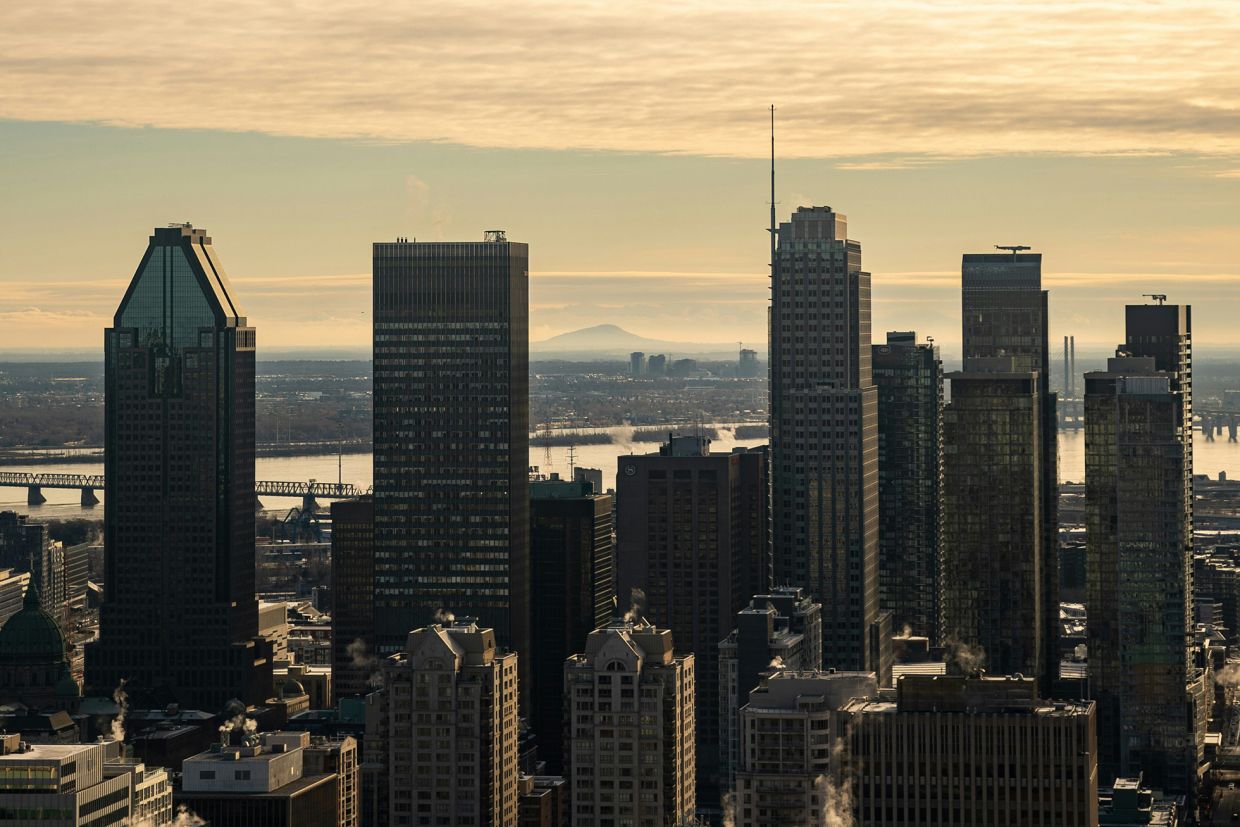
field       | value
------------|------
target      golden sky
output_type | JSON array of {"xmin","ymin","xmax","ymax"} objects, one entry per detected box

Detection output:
[{"xmin": 1, "ymin": 1, "xmax": 1239, "ymax": 354}]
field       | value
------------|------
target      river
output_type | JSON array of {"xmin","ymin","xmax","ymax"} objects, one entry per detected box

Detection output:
[
  {"xmin": 5, "ymin": 427, "xmax": 1239, "ymax": 519},
  {"xmin": 0, "ymin": 423, "xmax": 768, "ymax": 519}
]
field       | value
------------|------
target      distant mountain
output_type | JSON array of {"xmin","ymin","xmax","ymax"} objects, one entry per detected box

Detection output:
[{"xmin": 532, "ymin": 324, "xmax": 755, "ymax": 359}]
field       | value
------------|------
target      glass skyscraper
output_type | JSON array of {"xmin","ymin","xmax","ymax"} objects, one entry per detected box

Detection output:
[
  {"xmin": 371, "ymin": 234, "xmax": 530, "ymax": 671},
  {"xmin": 941, "ymin": 251, "xmax": 1058, "ymax": 690},
  {"xmin": 872, "ymin": 331, "xmax": 943, "ymax": 642},
  {"xmin": 87, "ymin": 225, "xmax": 271, "ymax": 709},
  {"xmin": 1087, "ymin": 304, "xmax": 1204, "ymax": 793},
  {"xmin": 770, "ymin": 206, "xmax": 884, "ymax": 676}
]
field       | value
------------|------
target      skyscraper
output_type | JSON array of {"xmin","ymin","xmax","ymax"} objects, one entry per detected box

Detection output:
[
  {"xmin": 330, "ymin": 496, "xmax": 375, "ymax": 700},
  {"xmin": 942, "ymin": 250, "xmax": 1058, "ymax": 689},
  {"xmin": 872, "ymin": 332, "xmax": 943, "ymax": 641},
  {"xmin": 770, "ymin": 206, "xmax": 881, "ymax": 674},
  {"xmin": 87, "ymin": 224, "xmax": 271, "ymax": 708},
  {"xmin": 940, "ymin": 367, "xmax": 1044, "ymax": 678},
  {"xmin": 371, "ymin": 233, "xmax": 529, "ymax": 669},
  {"xmin": 1087, "ymin": 302, "xmax": 1202, "ymax": 793},
  {"xmin": 615, "ymin": 435, "xmax": 769, "ymax": 799},
  {"xmin": 528, "ymin": 477, "xmax": 614, "ymax": 774}
]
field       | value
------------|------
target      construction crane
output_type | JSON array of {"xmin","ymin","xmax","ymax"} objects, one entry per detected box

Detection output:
[
  {"xmin": 1142, "ymin": 293, "xmax": 1167, "ymax": 305},
  {"xmin": 994, "ymin": 245, "xmax": 1031, "ymax": 254}
]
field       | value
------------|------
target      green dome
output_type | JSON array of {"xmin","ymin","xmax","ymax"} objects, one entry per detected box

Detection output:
[
  {"xmin": 54, "ymin": 671, "xmax": 81, "ymax": 698},
  {"xmin": 0, "ymin": 581, "xmax": 68, "ymax": 665}
]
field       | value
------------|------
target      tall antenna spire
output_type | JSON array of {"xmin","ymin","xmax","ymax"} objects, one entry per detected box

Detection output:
[{"xmin": 769, "ymin": 105, "xmax": 776, "ymax": 277}]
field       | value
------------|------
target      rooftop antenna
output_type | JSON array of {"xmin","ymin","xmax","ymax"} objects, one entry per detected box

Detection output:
[
  {"xmin": 1142, "ymin": 293, "xmax": 1168, "ymax": 305},
  {"xmin": 994, "ymin": 245, "xmax": 1031, "ymax": 257},
  {"xmin": 769, "ymin": 105, "xmax": 777, "ymax": 280}
]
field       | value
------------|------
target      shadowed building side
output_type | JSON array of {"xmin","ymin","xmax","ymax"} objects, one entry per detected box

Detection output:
[{"xmin": 87, "ymin": 224, "xmax": 272, "ymax": 709}]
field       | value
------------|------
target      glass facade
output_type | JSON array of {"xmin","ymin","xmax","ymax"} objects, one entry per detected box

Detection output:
[
  {"xmin": 954, "ymin": 252, "xmax": 1059, "ymax": 692},
  {"xmin": 87, "ymin": 225, "xmax": 270, "ymax": 709},
  {"xmin": 872, "ymin": 334, "xmax": 943, "ymax": 642},
  {"xmin": 1088, "ymin": 306, "xmax": 1201, "ymax": 793}
]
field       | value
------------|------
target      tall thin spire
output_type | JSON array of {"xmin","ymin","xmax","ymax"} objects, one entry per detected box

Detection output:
[{"xmin": 769, "ymin": 105, "xmax": 776, "ymax": 276}]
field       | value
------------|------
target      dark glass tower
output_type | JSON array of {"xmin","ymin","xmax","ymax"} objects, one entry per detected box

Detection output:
[
  {"xmin": 944, "ymin": 251, "xmax": 1058, "ymax": 690},
  {"xmin": 87, "ymin": 225, "xmax": 271, "ymax": 708},
  {"xmin": 330, "ymin": 495, "xmax": 375, "ymax": 699},
  {"xmin": 1087, "ymin": 304, "xmax": 1202, "ymax": 793},
  {"xmin": 371, "ymin": 234, "xmax": 529, "ymax": 669},
  {"xmin": 770, "ymin": 206, "xmax": 881, "ymax": 674},
  {"xmin": 872, "ymin": 332, "xmax": 943, "ymax": 642},
  {"xmin": 528, "ymin": 477, "xmax": 614, "ymax": 774}
]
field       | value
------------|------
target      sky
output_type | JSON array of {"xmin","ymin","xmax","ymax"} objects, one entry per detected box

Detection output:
[{"xmin": 2, "ymin": 0, "xmax": 1239, "ymax": 357}]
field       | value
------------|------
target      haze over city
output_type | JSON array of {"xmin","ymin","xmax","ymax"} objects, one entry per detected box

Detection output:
[{"xmin": 3, "ymin": 0, "xmax": 1240, "ymax": 354}]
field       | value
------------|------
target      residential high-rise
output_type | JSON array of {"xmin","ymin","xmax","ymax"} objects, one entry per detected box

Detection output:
[
  {"xmin": 615, "ymin": 435, "xmax": 769, "ymax": 799},
  {"xmin": 87, "ymin": 224, "xmax": 271, "ymax": 708},
  {"xmin": 842, "ymin": 674, "xmax": 1098, "ymax": 827},
  {"xmin": 564, "ymin": 620, "xmax": 695, "ymax": 827},
  {"xmin": 942, "ymin": 250, "xmax": 1058, "ymax": 690},
  {"xmin": 371, "ymin": 234, "xmax": 529, "ymax": 670},
  {"xmin": 940, "ymin": 366, "xmax": 1044, "ymax": 677},
  {"xmin": 733, "ymin": 670, "xmax": 877, "ymax": 827},
  {"xmin": 1087, "ymin": 309, "xmax": 1203, "ymax": 793},
  {"xmin": 872, "ymin": 331, "xmax": 943, "ymax": 641},
  {"xmin": 718, "ymin": 587, "xmax": 822, "ymax": 792},
  {"xmin": 366, "ymin": 621, "xmax": 520, "ymax": 827},
  {"xmin": 528, "ymin": 477, "xmax": 614, "ymax": 774},
  {"xmin": 0, "ymin": 511, "xmax": 65, "ymax": 623},
  {"xmin": 630, "ymin": 352, "xmax": 646, "ymax": 377},
  {"xmin": 330, "ymin": 496, "xmax": 375, "ymax": 700},
  {"xmin": 769, "ymin": 206, "xmax": 882, "ymax": 674}
]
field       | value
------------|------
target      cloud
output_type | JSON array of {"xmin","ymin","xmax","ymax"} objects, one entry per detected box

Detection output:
[{"xmin": 2, "ymin": 1, "xmax": 1239, "ymax": 159}]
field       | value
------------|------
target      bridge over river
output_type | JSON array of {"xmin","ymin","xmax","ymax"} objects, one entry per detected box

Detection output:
[{"xmin": 0, "ymin": 472, "xmax": 365, "ymax": 510}]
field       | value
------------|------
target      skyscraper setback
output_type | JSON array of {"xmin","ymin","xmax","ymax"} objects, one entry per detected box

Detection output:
[
  {"xmin": 770, "ymin": 206, "xmax": 881, "ymax": 674},
  {"xmin": 371, "ymin": 234, "xmax": 530, "ymax": 668},
  {"xmin": 941, "ymin": 251, "xmax": 1058, "ymax": 689},
  {"xmin": 1087, "ymin": 304, "xmax": 1203, "ymax": 792},
  {"xmin": 88, "ymin": 224, "xmax": 271, "ymax": 708}
]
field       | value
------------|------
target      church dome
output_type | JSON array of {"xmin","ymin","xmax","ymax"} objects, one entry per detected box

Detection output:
[{"xmin": 0, "ymin": 582, "xmax": 68, "ymax": 665}]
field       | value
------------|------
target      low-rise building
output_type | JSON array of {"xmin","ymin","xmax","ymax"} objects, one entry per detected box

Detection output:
[
  {"xmin": 176, "ymin": 729, "xmax": 338, "ymax": 827},
  {"xmin": 842, "ymin": 674, "xmax": 1098, "ymax": 826},
  {"xmin": 0, "ymin": 733, "xmax": 134, "ymax": 825},
  {"xmin": 518, "ymin": 775, "xmax": 567, "ymax": 827}
]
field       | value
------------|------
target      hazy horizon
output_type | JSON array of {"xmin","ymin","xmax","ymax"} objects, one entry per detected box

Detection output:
[{"xmin": 3, "ymin": 1, "xmax": 1239, "ymax": 354}]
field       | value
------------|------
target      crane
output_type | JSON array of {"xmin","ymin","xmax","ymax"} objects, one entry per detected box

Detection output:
[
  {"xmin": 994, "ymin": 245, "xmax": 1031, "ymax": 255},
  {"xmin": 1142, "ymin": 293, "xmax": 1167, "ymax": 305}
]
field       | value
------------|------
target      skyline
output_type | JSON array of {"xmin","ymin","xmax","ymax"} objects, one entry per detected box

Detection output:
[{"xmin": 3, "ymin": 1, "xmax": 1240, "ymax": 354}]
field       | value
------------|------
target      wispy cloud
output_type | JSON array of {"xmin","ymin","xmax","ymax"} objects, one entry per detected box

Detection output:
[{"xmin": 2, "ymin": 1, "xmax": 1239, "ymax": 160}]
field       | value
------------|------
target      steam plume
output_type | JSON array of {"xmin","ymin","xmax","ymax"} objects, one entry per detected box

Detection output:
[
  {"xmin": 942, "ymin": 638, "xmax": 987, "ymax": 676},
  {"xmin": 622, "ymin": 587, "xmax": 646, "ymax": 623},
  {"xmin": 110, "ymin": 680, "xmax": 128, "ymax": 742},
  {"xmin": 433, "ymin": 607, "xmax": 456, "ymax": 625}
]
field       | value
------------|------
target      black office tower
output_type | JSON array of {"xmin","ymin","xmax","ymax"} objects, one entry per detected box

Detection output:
[
  {"xmin": 528, "ymin": 477, "xmax": 614, "ymax": 774},
  {"xmin": 943, "ymin": 251, "xmax": 1058, "ymax": 692},
  {"xmin": 330, "ymin": 496, "xmax": 375, "ymax": 699},
  {"xmin": 87, "ymin": 225, "xmax": 271, "ymax": 708},
  {"xmin": 371, "ymin": 233, "xmax": 530, "ymax": 669},
  {"xmin": 872, "ymin": 332, "xmax": 943, "ymax": 642},
  {"xmin": 770, "ymin": 206, "xmax": 882, "ymax": 674}
]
